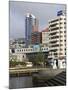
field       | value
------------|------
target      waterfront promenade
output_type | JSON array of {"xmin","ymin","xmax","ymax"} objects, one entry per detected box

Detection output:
[
  {"xmin": 9, "ymin": 67, "xmax": 65, "ymax": 76},
  {"xmin": 9, "ymin": 67, "xmax": 47, "ymax": 74}
]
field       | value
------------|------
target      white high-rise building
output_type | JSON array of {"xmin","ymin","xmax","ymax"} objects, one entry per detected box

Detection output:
[{"xmin": 48, "ymin": 11, "xmax": 66, "ymax": 61}]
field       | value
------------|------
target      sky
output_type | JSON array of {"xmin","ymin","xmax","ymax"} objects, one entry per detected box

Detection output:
[{"xmin": 9, "ymin": 1, "xmax": 66, "ymax": 39}]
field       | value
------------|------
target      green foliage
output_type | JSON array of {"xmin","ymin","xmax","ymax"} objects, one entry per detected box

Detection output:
[
  {"xmin": 31, "ymin": 50, "xmax": 45, "ymax": 67},
  {"xmin": 9, "ymin": 60, "xmax": 26, "ymax": 67},
  {"xmin": 36, "ymin": 52, "xmax": 44, "ymax": 63},
  {"xmin": 9, "ymin": 60, "xmax": 17, "ymax": 67}
]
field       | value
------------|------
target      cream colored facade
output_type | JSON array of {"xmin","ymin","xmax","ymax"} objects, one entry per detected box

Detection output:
[
  {"xmin": 9, "ymin": 53, "xmax": 27, "ymax": 62},
  {"xmin": 42, "ymin": 31, "xmax": 49, "ymax": 45},
  {"xmin": 48, "ymin": 15, "xmax": 66, "ymax": 60}
]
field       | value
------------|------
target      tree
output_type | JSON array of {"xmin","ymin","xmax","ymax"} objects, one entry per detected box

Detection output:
[{"xmin": 34, "ymin": 51, "xmax": 45, "ymax": 67}]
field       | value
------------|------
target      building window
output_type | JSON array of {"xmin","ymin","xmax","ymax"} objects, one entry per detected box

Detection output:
[
  {"xmin": 60, "ymin": 36, "xmax": 63, "ymax": 37},
  {"xmin": 17, "ymin": 50, "xmax": 19, "ymax": 52},
  {"xmin": 60, "ymin": 22, "xmax": 62, "ymax": 24},
  {"xmin": 50, "ymin": 40, "xmax": 58, "ymax": 43},
  {"xmin": 20, "ymin": 50, "xmax": 21, "ymax": 51},
  {"xmin": 60, "ymin": 40, "xmax": 63, "ymax": 42},
  {"xmin": 54, "ymin": 53, "xmax": 58, "ymax": 55},
  {"xmin": 60, "ymin": 44, "xmax": 63, "ymax": 46},
  {"xmin": 50, "ymin": 19, "xmax": 59, "ymax": 23},
  {"xmin": 51, "ymin": 44, "xmax": 59, "ymax": 47},
  {"xmin": 44, "ymin": 48, "xmax": 45, "ymax": 50},
  {"xmin": 64, "ymin": 22, "xmax": 66, "ymax": 24},
  {"xmin": 64, "ymin": 35, "xmax": 66, "ymax": 37},
  {"xmin": 50, "ymin": 32, "xmax": 57, "ymax": 35},
  {"xmin": 23, "ymin": 55, "xmax": 24, "ymax": 58},
  {"xmin": 59, "ymin": 53, "xmax": 63, "ymax": 55},
  {"xmin": 12, "ymin": 49, "xmax": 15, "ymax": 53},
  {"xmin": 30, "ymin": 49, "xmax": 32, "ymax": 51},
  {"xmin": 49, "ymin": 23, "xmax": 58, "ymax": 27},
  {"xmin": 51, "ymin": 36, "xmax": 59, "ymax": 39},
  {"xmin": 26, "ymin": 49, "xmax": 27, "ymax": 51},
  {"xmin": 60, "ymin": 31, "xmax": 63, "ymax": 33},
  {"xmin": 64, "ymin": 26, "xmax": 66, "ymax": 29},
  {"xmin": 60, "ymin": 48, "xmax": 63, "ymax": 51},
  {"xmin": 60, "ymin": 18, "xmax": 62, "ymax": 20},
  {"xmin": 60, "ymin": 27, "xmax": 63, "ymax": 29},
  {"xmin": 51, "ymin": 27, "xmax": 59, "ymax": 31}
]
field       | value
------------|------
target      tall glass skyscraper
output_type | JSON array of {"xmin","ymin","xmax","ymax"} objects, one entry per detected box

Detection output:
[{"xmin": 25, "ymin": 13, "xmax": 38, "ymax": 47}]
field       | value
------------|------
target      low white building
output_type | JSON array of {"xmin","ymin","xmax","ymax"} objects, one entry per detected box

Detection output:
[{"xmin": 9, "ymin": 45, "xmax": 49, "ymax": 62}]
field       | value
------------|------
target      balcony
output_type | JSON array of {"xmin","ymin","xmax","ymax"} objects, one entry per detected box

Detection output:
[
  {"xmin": 49, "ymin": 47, "xmax": 59, "ymax": 50},
  {"xmin": 49, "ymin": 24, "xmax": 59, "ymax": 29},
  {"xmin": 49, "ymin": 38, "xmax": 59, "ymax": 42},
  {"xmin": 49, "ymin": 42, "xmax": 60, "ymax": 46}
]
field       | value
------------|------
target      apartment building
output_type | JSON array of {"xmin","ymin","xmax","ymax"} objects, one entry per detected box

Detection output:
[{"xmin": 48, "ymin": 11, "xmax": 66, "ymax": 61}]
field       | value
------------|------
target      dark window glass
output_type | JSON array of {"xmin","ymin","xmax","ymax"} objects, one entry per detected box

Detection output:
[
  {"xmin": 51, "ymin": 27, "xmax": 59, "ymax": 31},
  {"xmin": 60, "ymin": 22, "xmax": 62, "ymax": 24},
  {"xmin": 60, "ymin": 48, "xmax": 62, "ymax": 51},
  {"xmin": 60, "ymin": 27, "xmax": 63, "ymax": 29},
  {"xmin": 51, "ymin": 36, "xmax": 59, "ymax": 39},
  {"xmin": 49, "ymin": 23, "xmax": 58, "ymax": 27},
  {"xmin": 60, "ymin": 40, "xmax": 63, "ymax": 42},
  {"xmin": 23, "ymin": 55, "xmax": 24, "ymax": 58},
  {"xmin": 12, "ymin": 49, "xmax": 15, "ymax": 53},
  {"xmin": 60, "ymin": 44, "xmax": 63, "ymax": 46},
  {"xmin": 59, "ymin": 53, "xmax": 63, "ymax": 55},
  {"xmin": 60, "ymin": 31, "xmax": 63, "ymax": 33},
  {"xmin": 60, "ymin": 18, "xmax": 62, "ymax": 20},
  {"xmin": 64, "ymin": 22, "xmax": 66, "ymax": 24},
  {"xmin": 50, "ymin": 19, "xmax": 59, "ymax": 23}
]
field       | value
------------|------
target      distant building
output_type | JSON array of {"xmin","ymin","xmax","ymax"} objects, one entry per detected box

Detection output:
[
  {"xmin": 41, "ymin": 28, "xmax": 49, "ymax": 45},
  {"xmin": 32, "ymin": 18, "xmax": 39, "ymax": 32},
  {"xmin": 25, "ymin": 13, "xmax": 39, "ymax": 47},
  {"xmin": 9, "ymin": 38, "xmax": 26, "ymax": 49},
  {"xmin": 31, "ymin": 31, "xmax": 40, "ymax": 45}
]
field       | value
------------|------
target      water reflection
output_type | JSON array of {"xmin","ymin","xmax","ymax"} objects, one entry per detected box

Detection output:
[{"xmin": 9, "ymin": 76, "xmax": 33, "ymax": 89}]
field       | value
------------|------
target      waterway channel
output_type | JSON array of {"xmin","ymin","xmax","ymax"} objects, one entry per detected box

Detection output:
[{"xmin": 9, "ymin": 76, "xmax": 33, "ymax": 89}]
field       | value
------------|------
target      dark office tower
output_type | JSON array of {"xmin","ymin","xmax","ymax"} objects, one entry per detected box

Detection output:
[
  {"xmin": 25, "ymin": 13, "xmax": 35, "ymax": 47},
  {"xmin": 31, "ymin": 17, "xmax": 40, "ymax": 45},
  {"xmin": 31, "ymin": 31, "xmax": 40, "ymax": 45}
]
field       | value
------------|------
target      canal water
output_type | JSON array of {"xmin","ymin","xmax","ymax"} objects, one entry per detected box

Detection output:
[{"xmin": 9, "ymin": 76, "xmax": 33, "ymax": 89}]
